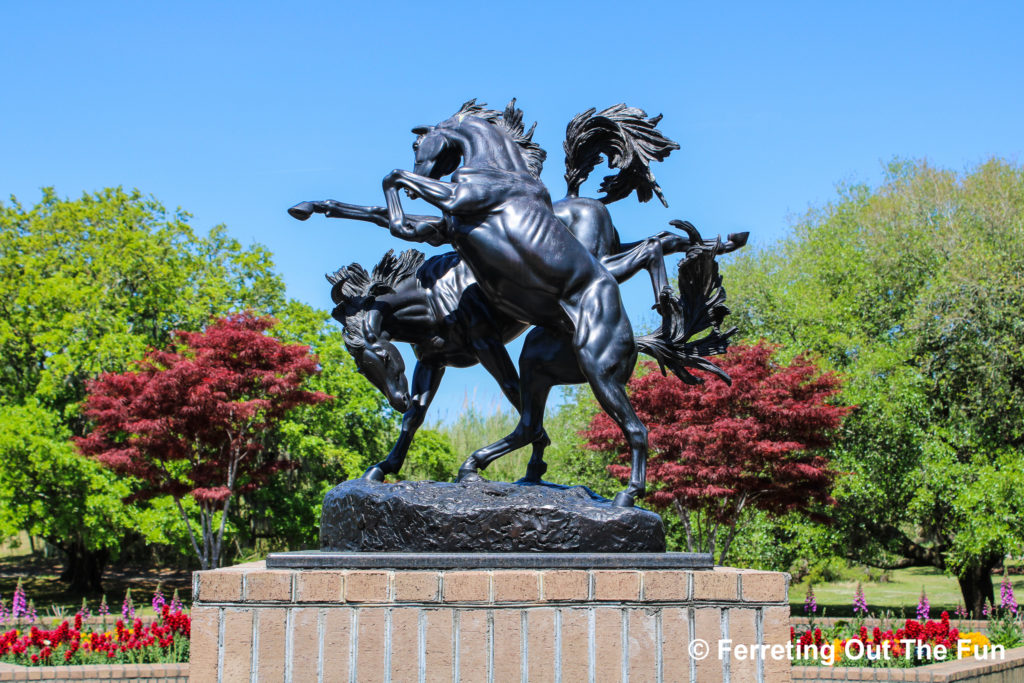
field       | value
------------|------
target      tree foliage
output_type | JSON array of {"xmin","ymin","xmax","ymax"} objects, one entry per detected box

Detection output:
[
  {"xmin": 0, "ymin": 402, "xmax": 131, "ymax": 591},
  {"xmin": 582, "ymin": 345, "xmax": 849, "ymax": 564},
  {"xmin": 724, "ymin": 158, "xmax": 1024, "ymax": 614},
  {"xmin": 0, "ymin": 187, "xmax": 284, "ymax": 587},
  {"xmin": 0, "ymin": 187, "xmax": 283, "ymax": 416},
  {"xmin": 77, "ymin": 313, "xmax": 329, "ymax": 569}
]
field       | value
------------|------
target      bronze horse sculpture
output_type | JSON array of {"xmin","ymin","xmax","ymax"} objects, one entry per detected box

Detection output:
[
  {"xmin": 292, "ymin": 101, "xmax": 745, "ymax": 507},
  {"xmin": 315, "ymin": 221, "xmax": 739, "ymax": 486}
]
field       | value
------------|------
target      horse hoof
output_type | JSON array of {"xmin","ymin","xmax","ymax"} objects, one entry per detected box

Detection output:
[
  {"xmin": 361, "ymin": 466, "xmax": 386, "ymax": 483},
  {"xmin": 288, "ymin": 202, "xmax": 315, "ymax": 221},
  {"xmin": 612, "ymin": 491, "xmax": 635, "ymax": 508},
  {"xmin": 517, "ymin": 461, "xmax": 548, "ymax": 484},
  {"xmin": 457, "ymin": 456, "xmax": 484, "ymax": 483}
]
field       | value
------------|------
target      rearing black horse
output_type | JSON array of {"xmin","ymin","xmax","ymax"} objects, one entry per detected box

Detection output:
[{"xmin": 371, "ymin": 101, "xmax": 728, "ymax": 507}]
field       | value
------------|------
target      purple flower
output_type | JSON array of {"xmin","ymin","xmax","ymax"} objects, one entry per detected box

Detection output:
[
  {"xmin": 853, "ymin": 582, "xmax": 868, "ymax": 616},
  {"xmin": 169, "ymin": 589, "xmax": 182, "ymax": 614},
  {"xmin": 955, "ymin": 603, "xmax": 968, "ymax": 619},
  {"xmin": 804, "ymin": 585, "xmax": 818, "ymax": 615},
  {"xmin": 76, "ymin": 598, "xmax": 91, "ymax": 621},
  {"xmin": 11, "ymin": 580, "xmax": 27, "ymax": 620},
  {"xmin": 0, "ymin": 598, "xmax": 8, "ymax": 625},
  {"xmin": 1000, "ymin": 575, "xmax": 1018, "ymax": 615},
  {"xmin": 98, "ymin": 595, "xmax": 109, "ymax": 617},
  {"xmin": 916, "ymin": 588, "xmax": 930, "ymax": 621},
  {"xmin": 152, "ymin": 586, "xmax": 166, "ymax": 613},
  {"xmin": 122, "ymin": 589, "xmax": 135, "ymax": 621},
  {"xmin": 983, "ymin": 600, "xmax": 992, "ymax": 618},
  {"xmin": 26, "ymin": 600, "xmax": 37, "ymax": 624}
]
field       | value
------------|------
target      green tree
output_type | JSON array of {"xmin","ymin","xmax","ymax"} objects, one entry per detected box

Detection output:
[
  {"xmin": 0, "ymin": 402, "xmax": 132, "ymax": 592},
  {"xmin": 0, "ymin": 187, "xmax": 284, "ymax": 586},
  {"xmin": 724, "ymin": 158, "xmax": 1024, "ymax": 614},
  {"xmin": 541, "ymin": 386, "xmax": 622, "ymax": 498},
  {"xmin": 400, "ymin": 428, "xmax": 460, "ymax": 482}
]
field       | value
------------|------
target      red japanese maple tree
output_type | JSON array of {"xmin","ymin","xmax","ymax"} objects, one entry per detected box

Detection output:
[
  {"xmin": 76, "ymin": 312, "xmax": 329, "ymax": 569},
  {"xmin": 582, "ymin": 342, "xmax": 851, "ymax": 564}
]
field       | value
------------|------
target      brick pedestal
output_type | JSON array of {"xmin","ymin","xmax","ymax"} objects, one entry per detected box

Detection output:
[{"xmin": 190, "ymin": 561, "xmax": 791, "ymax": 682}]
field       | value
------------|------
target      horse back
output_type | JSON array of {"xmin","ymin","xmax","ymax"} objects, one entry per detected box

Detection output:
[{"xmin": 553, "ymin": 197, "xmax": 621, "ymax": 258}]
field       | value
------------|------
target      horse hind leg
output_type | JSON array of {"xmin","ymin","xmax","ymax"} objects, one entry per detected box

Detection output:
[
  {"xmin": 457, "ymin": 419, "xmax": 550, "ymax": 482},
  {"xmin": 601, "ymin": 237, "xmax": 676, "ymax": 315},
  {"xmin": 458, "ymin": 329, "xmax": 568, "ymax": 483},
  {"xmin": 457, "ymin": 370, "xmax": 556, "ymax": 482},
  {"xmin": 515, "ymin": 328, "xmax": 583, "ymax": 483},
  {"xmin": 572, "ymin": 292, "xmax": 647, "ymax": 507},
  {"xmin": 588, "ymin": 375, "xmax": 649, "ymax": 507},
  {"xmin": 519, "ymin": 430, "xmax": 551, "ymax": 484}
]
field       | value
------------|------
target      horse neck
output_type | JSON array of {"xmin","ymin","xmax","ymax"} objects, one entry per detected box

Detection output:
[
  {"xmin": 451, "ymin": 120, "xmax": 529, "ymax": 173},
  {"xmin": 363, "ymin": 288, "xmax": 436, "ymax": 345}
]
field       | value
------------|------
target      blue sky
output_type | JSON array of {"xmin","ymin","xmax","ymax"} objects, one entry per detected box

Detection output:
[{"xmin": 3, "ymin": 1, "xmax": 1022, "ymax": 421}]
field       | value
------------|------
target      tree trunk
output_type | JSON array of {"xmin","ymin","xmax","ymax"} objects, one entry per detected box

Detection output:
[
  {"xmin": 675, "ymin": 500, "xmax": 694, "ymax": 552},
  {"xmin": 958, "ymin": 560, "xmax": 998, "ymax": 618},
  {"xmin": 58, "ymin": 539, "xmax": 109, "ymax": 593}
]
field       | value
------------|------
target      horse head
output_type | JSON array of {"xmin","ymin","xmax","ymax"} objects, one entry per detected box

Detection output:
[
  {"xmin": 411, "ymin": 124, "xmax": 462, "ymax": 180},
  {"xmin": 327, "ymin": 251, "xmax": 426, "ymax": 414},
  {"xmin": 342, "ymin": 308, "xmax": 410, "ymax": 413},
  {"xmin": 410, "ymin": 99, "xmax": 546, "ymax": 179}
]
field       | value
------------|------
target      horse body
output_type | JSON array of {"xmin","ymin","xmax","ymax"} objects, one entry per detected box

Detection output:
[
  {"xmin": 318, "ymin": 200, "xmax": 699, "ymax": 484},
  {"xmin": 383, "ymin": 110, "xmax": 654, "ymax": 506},
  {"xmin": 441, "ymin": 169, "xmax": 619, "ymax": 333}
]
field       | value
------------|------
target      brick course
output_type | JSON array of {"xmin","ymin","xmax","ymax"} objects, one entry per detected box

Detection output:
[
  {"xmin": 295, "ymin": 570, "xmax": 343, "ymax": 602},
  {"xmin": 192, "ymin": 564, "xmax": 793, "ymax": 682},
  {"xmin": 593, "ymin": 570, "xmax": 642, "ymax": 601}
]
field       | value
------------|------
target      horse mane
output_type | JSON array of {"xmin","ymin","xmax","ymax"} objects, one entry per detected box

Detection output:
[
  {"xmin": 442, "ymin": 98, "xmax": 547, "ymax": 178},
  {"xmin": 325, "ymin": 249, "xmax": 425, "ymax": 350},
  {"xmin": 563, "ymin": 103, "xmax": 680, "ymax": 207}
]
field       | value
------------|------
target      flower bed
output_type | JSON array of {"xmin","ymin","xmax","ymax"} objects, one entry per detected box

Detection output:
[
  {"xmin": 792, "ymin": 575, "xmax": 1023, "ymax": 670},
  {"xmin": 791, "ymin": 611, "xmax": 998, "ymax": 668},
  {"xmin": 0, "ymin": 605, "xmax": 190, "ymax": 667}
]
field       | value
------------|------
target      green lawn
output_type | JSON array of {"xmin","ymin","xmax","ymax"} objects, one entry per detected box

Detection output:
[{"xmin": 790, "ymin": 565, "xmax": 1024, "ymax": 618}]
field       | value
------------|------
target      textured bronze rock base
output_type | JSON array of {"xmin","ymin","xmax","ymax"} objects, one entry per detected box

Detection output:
[{"xmin": 319, "ymin": 479, "xmax": 666, "ymax": 552}]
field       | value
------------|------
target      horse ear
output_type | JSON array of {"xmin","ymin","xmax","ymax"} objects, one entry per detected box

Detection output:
[
  {"xmin": 368, "ymin": 283, "xmax": 395, "ymax": 297},
  {"xmin": 363, "ymin": 309, "xmax": 383, "ymax": 344},
  {"xmin": 411, "ymin": 126, "xmax": 432, "ymax": 135}
]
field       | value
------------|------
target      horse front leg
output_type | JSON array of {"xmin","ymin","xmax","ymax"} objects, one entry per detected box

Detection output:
[
  {"xmin": 602, "ymin": 236, "xmax": 677, "ymax": 316},
  {"xmin": 382, "ymin": 170, "xmax": 463, "ymax": 239},
  {"xmin": 289, "ymin": 200, "xmax": 387, "ymax": 224},
  {"xmin": 383, "ymin": 169, "xmax": 498, "ymax": 233},
  {"xmin": 363, "ymin": 361, "xmax": 445, "ymax": 482},
  {"xmin": 571, "ymin": 284, "xmax": 647, "ymax": 507}
]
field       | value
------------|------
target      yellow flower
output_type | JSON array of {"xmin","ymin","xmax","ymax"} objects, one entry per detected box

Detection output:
[
  {"xmin": 957, "ymin": 632, "xmax": 991, "ymax": 658},
  {"xmin": 821, "ymin": 639, "xmax": 845, "ymax": 666}
]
